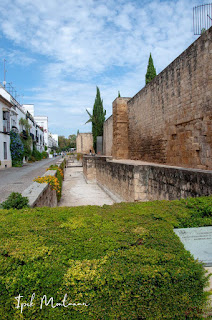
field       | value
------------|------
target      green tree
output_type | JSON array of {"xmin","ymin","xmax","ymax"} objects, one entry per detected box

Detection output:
[
  {"xmin": 118, "ymin": 91, "xmax": 121, "ymax": 97},
  {"xmin": 68, "ymin": 134, "xmax": 76, "ymax": 148},
  {"xmin": 58, "ymin": 136, "xmax": 68, "ymax": 151},
  {"xmin": 19, "ymin": 118, "xmax": 32, "ymax": 159},
  {"xmin": 86, "ymin": 87, "xmax": 106, "ymax": 152},
  {"xmin": 145, "ymin": 53, "xmax": 156, "ymax": 85}
]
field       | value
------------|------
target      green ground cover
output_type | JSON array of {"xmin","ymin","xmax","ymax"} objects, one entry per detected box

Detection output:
[{"xmin": 0, "ymin": 196, "xmax": 211, "ymax": 319}]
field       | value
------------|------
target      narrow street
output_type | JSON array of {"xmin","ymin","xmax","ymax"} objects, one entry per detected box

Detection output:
[
  {"xmin": 59, "ymin": 159, "xmax": 114, "ymax": 207},
  {"xmin": 0, "ymin": 157, "xmax": 61, "ymax": 203}
]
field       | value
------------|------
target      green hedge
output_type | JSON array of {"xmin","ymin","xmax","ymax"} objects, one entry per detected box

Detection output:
[{"xmin": 0, "ymin": 196, "xmax": 211, "ymax": 319}]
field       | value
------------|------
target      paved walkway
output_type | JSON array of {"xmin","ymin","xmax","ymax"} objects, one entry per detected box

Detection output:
[
  {"xmin": 0, "ymin": 157, "xmax": 61, "ymax": 203},
  {"xmin": 59, "ymin": 163, "xmax": 114, "ymax": 207}
]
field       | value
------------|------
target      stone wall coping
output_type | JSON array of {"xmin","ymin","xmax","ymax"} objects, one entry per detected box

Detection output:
[
  {"xmin": 110, "ymin": 159, "xmax": 212, "ymax": 174},
  {"xmin": 43, "ymin": 169, "xmax": 57, "ymax": 177},
  {"xmin": 22, "ymin": 170, "xmax": 57, "ymax": 207},
  {"xmin": 83, "ymin": 155, "xmax": 113, "ymax": 160},
  {"xmin": 84, "ymin": 156, "xmax": 212, "ymax": 174},
  {"xmin": 22, "ymin": 182, "xmax": 48, "ymax": 207}
]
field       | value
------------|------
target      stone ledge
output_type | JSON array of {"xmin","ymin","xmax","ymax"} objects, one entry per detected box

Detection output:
[
  {"xmin": 22, "ymin": 170, "xmax": 57, "ymax": 207},
  {"xmin": 22, "ymin": 181, "xmax": 49, "ymax": 207}
]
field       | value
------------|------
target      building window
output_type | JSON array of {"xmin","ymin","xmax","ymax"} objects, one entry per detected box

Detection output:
[
  {"xmin": 3, "ymin": 111, "xmax": 10, "ymax": 133},
  {"xmin": 4, "ymin": 142, "xmax": 7, "ymax": 160}
]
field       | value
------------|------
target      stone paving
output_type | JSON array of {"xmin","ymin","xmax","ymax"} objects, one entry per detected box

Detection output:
[
  {"xmin": 0, "ymin": 157, "xmax": 61, "ymax": 203},
  {"xmin": 59, "ymin": 162, "xmax": 114, "ymax": 207}
]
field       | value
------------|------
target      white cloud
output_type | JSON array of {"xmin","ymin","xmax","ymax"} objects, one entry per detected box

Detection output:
[
  {"xmin": 0, "ymin": 49, "xmax": 35, "ymax": 66},
  {"xmin": 0, "ymin": 0, "xmax": 201, "ymax": 136}
]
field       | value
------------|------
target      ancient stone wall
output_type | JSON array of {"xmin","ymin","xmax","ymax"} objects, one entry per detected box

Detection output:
[
  {"xmin": 83, "ymin": 156, "xmax": 212, "ymax": 202},
  {"xmin": 128, "ymin": 27, "xmax": 212, "ymax": 170},
  {"xmin": 112, "ymin": 98, "xmax": 130, "ymax": 159},
  {"xmin": 76, "ymin": 133, "xmax": 93, "ymax": 154},
  {"xmin": 103, "ymin": 115, "xmax": 113, "ymax": 156}
]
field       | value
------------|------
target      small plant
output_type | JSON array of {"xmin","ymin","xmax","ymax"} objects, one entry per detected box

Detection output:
[
  {"xmin": 77, "ymin": 153, "xmax": 83, "ymax": 161},
  {"xmin": 0, "ymin": 192, "xmax": 29, "ymax": 209}
]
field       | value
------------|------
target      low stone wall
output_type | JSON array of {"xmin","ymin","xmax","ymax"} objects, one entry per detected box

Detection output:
[
  {"xmin": 22, "ymin": 158, "xmax": 66, "ymax": 207},
  {"xmin": 83, "ymin": 156, "xmax": 212, "ymax": 202},
  {"xmin": 22, "ymin": 170, "xmax": 57, "ymax": 207}
]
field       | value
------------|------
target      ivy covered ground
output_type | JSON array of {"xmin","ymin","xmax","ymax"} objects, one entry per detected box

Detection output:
[{"xmin": 0, "ymin": 196, "xmax": 211, "ymax": 319}]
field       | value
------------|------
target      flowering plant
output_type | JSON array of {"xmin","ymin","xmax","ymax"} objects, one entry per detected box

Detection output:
[
  {"xmin": 34, "ymin": 175, "xmax": 61, "ymax": 195},
  {"xmin": 10, "ymin": 130, "xmax": 24, "ymax": 167},
  {"xmin": 46, "ymin": 166, "xmax": 64, "ymax": 179}
]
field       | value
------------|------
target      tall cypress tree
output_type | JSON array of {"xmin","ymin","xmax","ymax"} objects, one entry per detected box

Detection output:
[
  {"xmin": 86, "ymin": 87, "xmax": 106, "ymax": 152},
  {"xmin": 145, "ymin": 53, "xmax": 156, "ymax": 85}
]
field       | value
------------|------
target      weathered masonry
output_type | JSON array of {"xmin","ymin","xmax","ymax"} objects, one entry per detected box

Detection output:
[
  {"xmin": 103, "ymin": 27, "xmax": 212, "ymax": 170},
  {"xmin": 83, "ymin": 156, "xmax": 212, "ymax": 202},
  {"xmin": 97, "ymin": 28, "xmax": 212, "ymax": 202},
  {"xmin": 76, "ymin": 133, "xmax": 93, "ymax": 154}
]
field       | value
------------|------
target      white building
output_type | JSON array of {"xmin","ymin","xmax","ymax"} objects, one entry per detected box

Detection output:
[
  {"xmin": 51, "ymin": 134, "xmax": 58, "ymax": 148},
  {"xmin": 34, "ymin": 116, "xmax": 58, "ymax": 153},
  {"xmin": 0, "ymin": 94, "xmax": 12, "ymax": 169},
  {"xmin": 23, "ymin": 106, "xmax": 45, "ymax": 153},
  {"xmin": 0, "ymin": 86, "xmax": 45, "ymax": 168},
  {"xmin": 22, "ymin": 104, "xmax": 34, "ymax": 117},
  {"xmin": 34, "ymin": 116, "xmax": 48, "ymax": 149}
]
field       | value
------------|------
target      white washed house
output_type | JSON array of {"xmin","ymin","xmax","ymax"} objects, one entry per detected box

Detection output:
[
  {"xmin": 0, "ymin": 86, "xmax": 46, "ymax": 168},
  {"xmin": 34, "ymin": 116, "xmax": 58, "ymax": 153},
  {"xmin": 0, "ymin": 94, "xmax": 12, "ymax": 169}
]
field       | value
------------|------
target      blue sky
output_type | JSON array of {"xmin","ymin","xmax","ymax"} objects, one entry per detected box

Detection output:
[{"xmin": 0, "ymin": 0, "xmax": 201, "ymax": 137}]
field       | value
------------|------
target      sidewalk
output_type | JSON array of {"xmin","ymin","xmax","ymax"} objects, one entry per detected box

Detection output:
[{"xmin": 59, "ymin": 164, "xmax": 114, "ymax": 207}]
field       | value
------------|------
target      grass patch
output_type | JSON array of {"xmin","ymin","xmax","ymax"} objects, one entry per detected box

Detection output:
[{"xmin": 0, "ymin": 196, "xmax": 211, "ymax": 319}]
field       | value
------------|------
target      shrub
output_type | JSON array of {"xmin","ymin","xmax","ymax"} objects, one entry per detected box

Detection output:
[
  {"xmin": 28, "ymin": 155, "xmax": 36, "ymax": 162},
  {"xmin": 10, "ymin": 131, "xmax": 24, "ymax": 167},
  {"xmin": 41, "ymin": 151, "xmax": 48, "ymax": 159},
  {"xmin": 32, "ymin": 144, "xmax": 42, "ymax": 161},
  {"xmin": 0, "ymin": 192, "xmax": 29, "ymax": 209},
  {"xmin": 0, "ymin": 197, "xmax": 211, "ymax": 319},
  {"xmin": 184, "ymin": 197, "xmax": 212, "ymax": 217}
]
